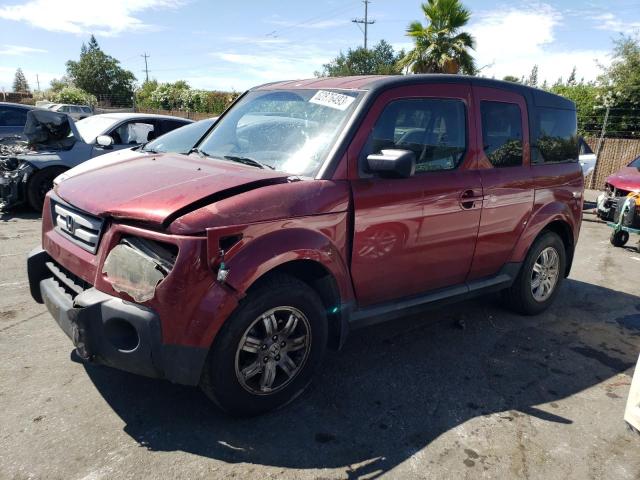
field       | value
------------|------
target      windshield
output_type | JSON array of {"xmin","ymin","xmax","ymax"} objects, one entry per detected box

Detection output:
[
  {"xmin": 629, "ymin": 155, "xmax": 640, "ymax": 168},
  {"xmin": 197, "ymin": 89, "xmax": 362, "ymax": 176},
  {"xmin": 75, "ymin": 116, "xmax": 117, "ymax": 143},
  {"xmin": 143, "ymin": 117, "xmax": 216, "ymax": 154}
]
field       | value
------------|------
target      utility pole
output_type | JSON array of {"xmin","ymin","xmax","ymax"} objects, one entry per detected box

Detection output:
[
  {"xmin": 36, "ymin": 74, "xmax": 40, "ymax": 92},
  {"xmin": 141, "ymin": 53, "xmax": 150, "ymax": 83},
  {"xmin": 352, "ymin": 0, "xmax": 375, "ymax": 50}
]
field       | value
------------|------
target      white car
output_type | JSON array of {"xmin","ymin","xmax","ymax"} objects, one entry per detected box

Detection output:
[
  {"xmin": 0, "ymin": 111, "xmax": 192, "ymax": 210},
  {"xmin": 579, "ymin": 137, "xmax": 596, "ymax": 178},
  {"xmin": 55, "ymin": 117, "xmax": 218, "ymax": 185}
]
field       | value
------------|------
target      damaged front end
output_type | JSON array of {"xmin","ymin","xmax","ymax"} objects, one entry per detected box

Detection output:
[
  {"xmin": 1, "ymin": 110, "xmax": 78, "ymax": 211},
  {"xmin": 0, "ymin": 155, "xmax": 34, "ymax": 210}
]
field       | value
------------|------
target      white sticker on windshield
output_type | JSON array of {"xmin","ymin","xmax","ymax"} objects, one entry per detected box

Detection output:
[{"xmin": 309, "ymin": 90, "xmax": 355, "ymax": 111}]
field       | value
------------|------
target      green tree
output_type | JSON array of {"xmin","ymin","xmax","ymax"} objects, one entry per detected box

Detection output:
[
  {"xmin": 550, "ymin": 82, "xmax": 604, "ymax": 137},
  {"xmin": 567, "ymin": 66, "xmax": 577, "ymax": 86},
  {"xmin": 525, "ymin": 65, "xmax": 538, "ymax": 87},
  {"xmin": 502, "ymin": 75, "xmax": 521, "ymax": 83},
  {"xmin": 13, "ymin": 68, "xmax": 30, "ymax": 93},
  {"xmin": 49, "ymin": 76, "xmax": 73, "ymax": 92},
  {"xmin": 317, "ymin": 40, "xmax": 404, "ymax": 76},
  {"xmin": 597, "ymin": 34, "xmax": 640, "ymax": 138},
  {"xmin": 135, "ymin": 79, "xmax": 159, "ymax": 108},
  {"xmin": 65, "ymin": 35, "xmax": 136, "ymax": 106},
  {"xmin": 398, "ymin": 0, "xmax": 476, "ymax": 75}
]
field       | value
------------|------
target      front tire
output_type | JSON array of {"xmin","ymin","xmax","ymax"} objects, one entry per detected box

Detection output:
[
  {"xmin": 200, "ymin": 273, "xmax": 328, "ymax": 416},
  {"xmin": 27, "ymin": 167, "xmax": 66, "ymax": 212},
  {"xmin": 503, "ymin": 231, "xmax": 566, "ymax": 315}
]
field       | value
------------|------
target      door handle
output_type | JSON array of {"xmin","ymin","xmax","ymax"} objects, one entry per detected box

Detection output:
[{"xmin": 460, "ymin": 189, "xmax": 484, "ymax": 210}]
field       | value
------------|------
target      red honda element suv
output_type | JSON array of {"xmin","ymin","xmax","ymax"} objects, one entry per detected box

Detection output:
[{"xmin": 28, "ymin": 75, "xmax": 583, "ymax": 415}]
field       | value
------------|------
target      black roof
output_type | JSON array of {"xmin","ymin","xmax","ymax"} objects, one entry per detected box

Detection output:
[{"xmin": 0, "ymin": 102, "xmax": 35, "ymax": 110}]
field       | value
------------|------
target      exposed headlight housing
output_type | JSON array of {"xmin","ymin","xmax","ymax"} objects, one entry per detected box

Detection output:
[{"xmin": 102, "ymin": 236, "xmax": 178, "ymax": 303}]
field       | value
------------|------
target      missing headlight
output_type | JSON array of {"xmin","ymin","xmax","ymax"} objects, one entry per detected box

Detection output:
[{"xmin": 102, "ymin": 236, "xmax": 178, "ymax": 303}]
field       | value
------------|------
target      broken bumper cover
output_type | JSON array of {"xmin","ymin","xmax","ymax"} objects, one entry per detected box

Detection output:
[
  {"xmin": 0, "ymin": 161, "xmax": 32, "ymax": 210},
  {"xmin": 27, "ymin": 247, "xmax": 208, "ymax": 385}
]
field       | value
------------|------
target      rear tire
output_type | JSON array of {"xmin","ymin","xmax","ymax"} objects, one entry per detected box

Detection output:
[
  {"xmin": 200, "ymin": 273, "xmax": 327, "ymax": 416},
  {"xmin": 27, "ymin": 167, "xmax": 66, "ymax": 212},
  {"xmin": 503, "ymin": 231, "xmax": 566, "ymax": 315},
  {"xmin": 610, "ymin": 230, "xmax": 629, "ymax": 247}
]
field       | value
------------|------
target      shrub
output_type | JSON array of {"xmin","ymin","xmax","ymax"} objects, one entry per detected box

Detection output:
[{"xmin": 50, "ymin": 86, "xmax": 97, "ymax": 106}]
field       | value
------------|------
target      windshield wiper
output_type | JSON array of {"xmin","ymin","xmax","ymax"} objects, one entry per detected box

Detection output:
[
  {"xmin": 188, "ymin": 147, "xmax": 211, "ymax": 158},
  {"xmin": 223, "ymin": 155, "xmax": 274, "ymax": 170}
]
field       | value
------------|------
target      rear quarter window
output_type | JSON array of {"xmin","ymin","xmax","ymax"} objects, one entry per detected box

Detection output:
[{"xmin": 535, "ymin": 108, "xmax": 578, "ymax": 164}]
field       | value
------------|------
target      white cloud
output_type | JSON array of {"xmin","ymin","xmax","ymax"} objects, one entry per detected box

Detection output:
[
  {"xmin": 0, "ymin": 44, "xmax": 47, "ymax": 55},
  {"xmin": 589, "ymin": 13, "xmax": 640, "ymax": 34},
  {"xmin": 0, "ymin": 0, "xmax": 183, "ymax": 36},
  {"xmin": 469, "ymin": 4, "xmax": 608, "ymax": 83}
]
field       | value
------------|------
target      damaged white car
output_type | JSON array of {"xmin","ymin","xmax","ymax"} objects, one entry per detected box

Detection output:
[{"xmin": 0, "ymin": 110, "xmax": 192, "ymax": 211}]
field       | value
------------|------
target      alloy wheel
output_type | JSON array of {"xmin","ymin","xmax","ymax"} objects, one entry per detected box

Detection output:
[
  {"xmin": 530, "ymin": 246, "xmax": 560, "ymax": 302},
  {"xmin": 234, "ymin": 306, "xmax": 311, "ymax": 395}
]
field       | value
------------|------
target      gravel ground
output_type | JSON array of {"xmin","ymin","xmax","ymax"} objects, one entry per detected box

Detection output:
[{"xmin": 1, "ymin": 207, "xmax": 639, "ymax": 480}]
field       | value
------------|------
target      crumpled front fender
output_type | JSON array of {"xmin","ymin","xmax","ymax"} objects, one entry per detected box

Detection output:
[{"xmin": 206, "ymin": 212, "xmax": 354, "ymax": 303}]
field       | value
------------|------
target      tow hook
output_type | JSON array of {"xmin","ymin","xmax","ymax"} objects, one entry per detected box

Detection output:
[{"xmin": 217, "ymin": 249, "xmax": 230, "ymax": 283}]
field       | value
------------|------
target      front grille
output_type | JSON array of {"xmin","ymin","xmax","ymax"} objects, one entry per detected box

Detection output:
[
  {"xmin": 51, "ymin": 200, "xmax": 104, "ymax": 254},
  {"xmin": 46, "ymin": 260, "xmax": 92, "ymax": 301}
]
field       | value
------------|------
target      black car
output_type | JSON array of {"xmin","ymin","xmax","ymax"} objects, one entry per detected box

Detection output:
[{"xmin": 0, "ymin": 102, "xmax": 34, "ymax": 140}]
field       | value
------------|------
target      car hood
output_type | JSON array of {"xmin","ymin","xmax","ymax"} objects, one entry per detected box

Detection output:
[
  {"xmin": 54, "ymin": 153, "xmax": 292, "ymax": 226},
  {"xmin": 56, "ymin": 147, "xmax": 140, "ymax": 183},
  {"xmin": 607, "ymin": 167, "xmax": 640, "ymax": 192},
  {"xmin": 24, "ymin": 109, "xmax": 84, "ymax": 145}
]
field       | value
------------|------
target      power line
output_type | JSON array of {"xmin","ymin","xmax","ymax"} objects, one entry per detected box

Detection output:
[
  {"xmin": 141, "ymin": 53, "xmax": 150, "ymax": 83},
  {"xmin": 352, "ymin": 0, "xmax": 375, "ymax": 50}
]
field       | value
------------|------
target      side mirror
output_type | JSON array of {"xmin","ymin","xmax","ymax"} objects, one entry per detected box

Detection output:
[
  {"xmin": 96, "ymin": 135, "xmax": 114, "ymax": 147},
  {"xmin": 366, "ymin": 149, "xmax": 416, "ymax": 178}
]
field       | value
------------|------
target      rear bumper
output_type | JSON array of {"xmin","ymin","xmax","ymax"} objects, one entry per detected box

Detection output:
[{"xmin": 27, "ymin": 247, "xmax": 208, "ymax": 385}]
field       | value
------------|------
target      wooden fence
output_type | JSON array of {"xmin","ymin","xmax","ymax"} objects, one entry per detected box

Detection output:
[
  {"xmin": 135, "ymin": 108, "xmax": 212, "ymax": 121},
  {"xmin": 584, "ymin": 136, "xmax": 640, "ymax": 189}
]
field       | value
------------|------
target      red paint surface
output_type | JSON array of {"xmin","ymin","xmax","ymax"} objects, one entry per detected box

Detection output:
[{"xmin": 606, "ymin": 166, "xmax": 640, "ymax": 192}]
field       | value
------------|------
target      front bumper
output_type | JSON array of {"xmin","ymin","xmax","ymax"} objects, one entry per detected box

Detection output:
[
  {"xmin": 0, "ymin": 163, "xmax": 32, "ymax": 210},
  {"xmin": 27, "ymin": 247, "xmax": 208, "ymax": 385}
]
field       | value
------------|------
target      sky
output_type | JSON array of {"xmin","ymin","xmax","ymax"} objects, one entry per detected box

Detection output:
[{"xmin": 0, "ymin": 0, "xmax": 639, "ymax": 93}]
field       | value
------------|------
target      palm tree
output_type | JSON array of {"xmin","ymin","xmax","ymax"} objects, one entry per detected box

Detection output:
[{"xmin": 398, "ymin": 0, "xmax": 476, "ymax": 75}]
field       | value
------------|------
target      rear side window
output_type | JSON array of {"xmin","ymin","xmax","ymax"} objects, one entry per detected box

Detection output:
[
  {"xmin": 0, "ymin": 107, "xmax": 28, "ymax": 126},
  {"xmin": 366, "ymin": 98, "xmax": 467, "ymax": 173},
  {"xmin": 480, "ymin": 101, "xmax": 523, "ymax": 167},
  {"xmin": 536, "ymin": 108, "xmax": 578, "ymax": 163},
  {"xmin": 160, "ymin": 119, "xmax": 190, "ymax": 135}
]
